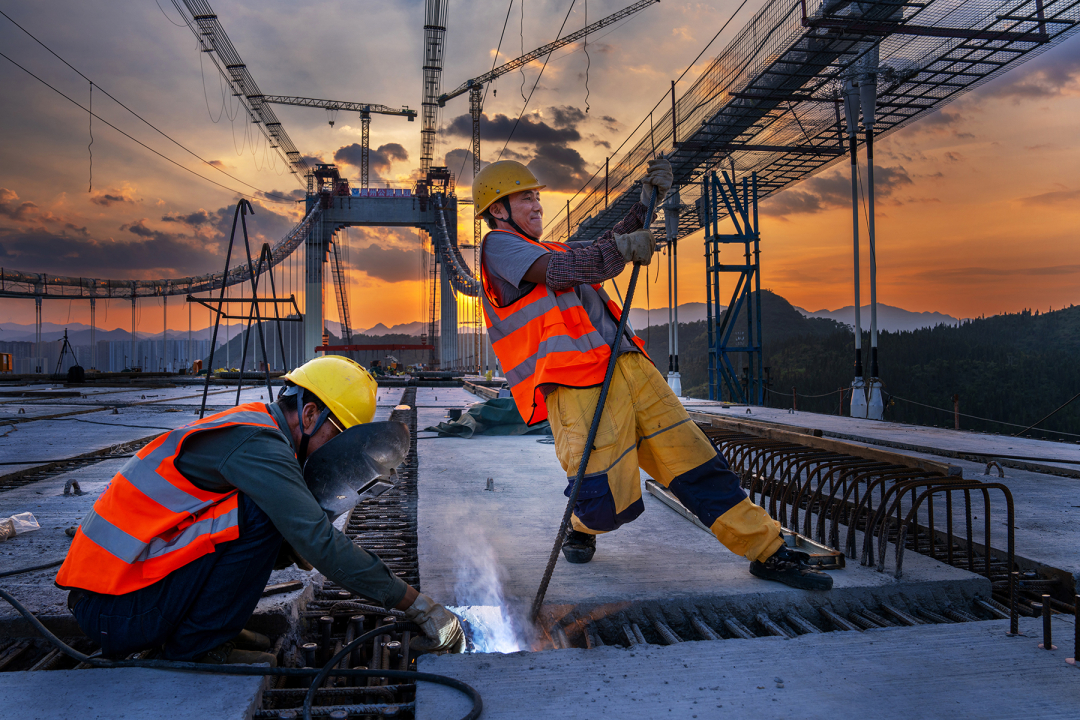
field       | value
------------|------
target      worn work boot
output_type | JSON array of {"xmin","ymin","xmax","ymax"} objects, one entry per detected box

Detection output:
[
  {"xmin": 196, "ymin": 641, "xmax": 278, "ymax": 667},
  {"xmin": 231, "ymin": 628, "xmax": 272, "ymax": 651},
  {"xmin": 749, "ymin": 544, "xmax": 833, "ymax": 591},
  {"xmin": 561, "ymin": 530, "xmax": 596, "ymax": 564}
]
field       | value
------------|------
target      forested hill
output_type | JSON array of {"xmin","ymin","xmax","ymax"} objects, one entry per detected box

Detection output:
[{"xmin": 640, "ymin": 291, "xmax": 1080, "ymax": 441}]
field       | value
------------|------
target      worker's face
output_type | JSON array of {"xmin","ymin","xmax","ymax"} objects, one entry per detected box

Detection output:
[
  {"xmin": 298, "ymin": 401, "xmax": 343, "ymax": 457},
  {"xmin": 491, "ymin": 190, "xmax": 543, "ymax": 238}
]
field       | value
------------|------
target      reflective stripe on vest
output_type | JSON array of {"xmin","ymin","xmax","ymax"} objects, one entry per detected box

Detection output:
[
  {"xmin": 480, "ymin": 230, "xmax": 648, "ymax": 425},
  {"xmin": 55, "ymin": 403, "xmax": 281, "ymax": 595}
]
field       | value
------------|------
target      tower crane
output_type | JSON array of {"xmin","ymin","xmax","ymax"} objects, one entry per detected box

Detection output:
[
  {"xmin": 438, "ymin": 0, "xmax": 658, "ymax": 249},
  {"xmin": 260, "ymin": 96, "xmax": 416, "ymax": 189}
]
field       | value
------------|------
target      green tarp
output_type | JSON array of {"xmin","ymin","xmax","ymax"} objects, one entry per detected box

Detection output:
[{"xmin": 423, "ymin": 397, "xmax": 551, "ymax": 439}]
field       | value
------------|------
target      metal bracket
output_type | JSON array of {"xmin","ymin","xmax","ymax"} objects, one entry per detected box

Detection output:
[{"xmin": 645, "ymin": 478, "xmax": 845, "ymax": 569}]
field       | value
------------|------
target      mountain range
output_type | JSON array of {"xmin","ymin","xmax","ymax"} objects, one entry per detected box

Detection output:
[{"xmin": 0, "ymin": 303, "xmax": 961, "ymax": 344}]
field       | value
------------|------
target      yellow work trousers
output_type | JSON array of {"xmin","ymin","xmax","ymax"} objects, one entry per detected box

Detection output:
[{"xmin": 545, "ymin": 352, "xmax": 783, "ymax": 562}]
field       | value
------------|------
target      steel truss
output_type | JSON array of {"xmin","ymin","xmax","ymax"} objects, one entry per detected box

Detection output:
[
  {"xmin": 702, "ymin": 171, "xmax": 764, "ymax": 404},
  {"xmin": 553, "ymin": 0, "xmax": 1080, "ymax": 244}
]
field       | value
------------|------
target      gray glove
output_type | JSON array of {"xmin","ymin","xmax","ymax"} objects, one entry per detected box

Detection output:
[
  {"xmin": 640, "ymin": 156, "xmax": 673, "ymax": 206},
  {"xmin": 403, "ymin": 593, "xmax": 466, "ymax": 654},
  {"xmin": 615, "ymin": 229, "xmax": 656, "ymax": 266}
]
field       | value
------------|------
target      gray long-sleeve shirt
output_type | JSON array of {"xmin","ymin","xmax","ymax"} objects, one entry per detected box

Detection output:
[{"xmin": 173, "ymin": 403, "xmax": 407, "ymax": 609}]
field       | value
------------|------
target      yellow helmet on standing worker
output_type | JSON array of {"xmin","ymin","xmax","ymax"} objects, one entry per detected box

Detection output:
[
  {"xmin": 472, "ymin": 161, "xmax": 546, "ymax": 218},
  {"xmin": 283, "ymin": 356, "xmax": 377, "ymax": 428}
]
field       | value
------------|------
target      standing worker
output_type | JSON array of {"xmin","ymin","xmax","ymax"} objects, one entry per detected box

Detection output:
[
  {"xmin": 474, "ymin": 160, "xmax": 831, "ymax": 590},
  {"xmin": 56, "ymin": 356, "xmax": 464, "ymax": 663}
]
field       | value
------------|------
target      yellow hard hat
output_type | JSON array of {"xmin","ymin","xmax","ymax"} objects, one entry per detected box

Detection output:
[
  {"xmin": 283, "ymin": 356, "xmax": 377, "ymax": 428},
  {"xmin": 472, "ymin": 161, "xmax": 546, "ymax": 218}
]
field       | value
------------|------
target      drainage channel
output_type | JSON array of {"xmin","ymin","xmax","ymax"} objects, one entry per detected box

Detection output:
[
  {"xmin": 258, "ymin": 386, "xmax": 422, "ymax": 719},
  {"xmin": 543, "ymin": 594, "xmax": 1013, "ymax": 650}
]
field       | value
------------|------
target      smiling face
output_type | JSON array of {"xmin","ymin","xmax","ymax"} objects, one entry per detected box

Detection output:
[{"xmin": 490, "ymin": 189, "xmax": 544, "ymax": 239}]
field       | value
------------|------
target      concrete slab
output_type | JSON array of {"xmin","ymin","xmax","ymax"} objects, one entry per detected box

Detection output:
[
  {"xmin": 417, "ymin": 616, "xmax": 1080, "ymax": 719},
  {"xmin": 0, "ymin": 667, "xmax": 266, "ymax": 720},
  {"xmin": 415, "ymin": 421, "xmax": 988, "ymax": 624}
]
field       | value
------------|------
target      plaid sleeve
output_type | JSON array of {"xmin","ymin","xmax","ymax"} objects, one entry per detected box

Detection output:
[{"xmin": 545, "ymin": 203, "xmax": 650, "ymax": 291}]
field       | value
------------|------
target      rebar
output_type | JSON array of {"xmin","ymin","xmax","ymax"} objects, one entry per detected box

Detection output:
[{"xmin": 1038, "ymin": 596, "xmax": 1055, "ymax": 650}]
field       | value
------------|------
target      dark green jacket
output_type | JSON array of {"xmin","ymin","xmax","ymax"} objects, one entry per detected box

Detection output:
[{"xmin": 173, "ymin": 403, "xmax": 407, "ymax": 608}]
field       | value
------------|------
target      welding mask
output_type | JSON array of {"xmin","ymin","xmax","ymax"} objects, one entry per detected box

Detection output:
[{"xmin": 302, "ymin": 420, "xmax": 410, "ymax": 521}]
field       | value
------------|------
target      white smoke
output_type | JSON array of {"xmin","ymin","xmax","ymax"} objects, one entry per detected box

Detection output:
[{"xmin": 445, "ymin": 520, "xmax": 523, "ymax": 653}]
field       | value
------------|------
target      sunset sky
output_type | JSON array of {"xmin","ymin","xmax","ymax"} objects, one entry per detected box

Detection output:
[{"xmin": 1, "ymin": 0, "xmax": 1078, "ymax": 335}]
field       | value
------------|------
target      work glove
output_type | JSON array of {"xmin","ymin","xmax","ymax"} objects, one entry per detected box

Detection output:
[
  {"xmin": 615, "ymin": 229, "xmax": 656, "ymax": 266},
  {"xmin": 404, "ymin": 592, "xmax": 466, "ymax": 654},
  {"xmin": 640, "ymin": 155, "xmax": 673, "ymax": 206}
]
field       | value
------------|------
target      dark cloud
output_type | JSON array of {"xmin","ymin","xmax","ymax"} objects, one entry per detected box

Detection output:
[
  {"xmin": 333, "ymin": 143, "xmax": 409, "ymax": 182},
  {"xmin": 346, "ymin": 227, "xmax": 424, "ymax": 283},
  {"xmin": 1, "ymin": 188, "xmax": 87, "ymax": 234},
  {"xmin": 444, "ymin": 111, "xmax": 581, "ymax": 145},
  {"xmin": 122, "ymin": 219, "xmax": 157, "ymax": 238},
  {"xmin": 0, "ymin": 189, "xmax": 38, "ymax": 222},
  {"xmin": 0, "ymin": 195, "xmax": 301, "ymax": 279},
  {"xmin": 761, "ymin": 166, "xmax": 913, "ymax": 218},
  {"xmin": 90, "ymin": 190, "xmax": 136, "ymax": 207},
  {"xmin": 443, "ymin": 150, "xmax": 491, "ymax": 186},
  {"xmin": 162, "ymin": 209, "xmax": 212, "ymax": 226},
  {"xmin": 0, "ymin": 226, "xmax": 205, "ymax": 276},
  {"xmin": 301, "ymin": 155, "xmax": 325, "ymax": 168},
  {"xmin": 527, "ymin": 143, "xmax": 592, "ymax": 192}
]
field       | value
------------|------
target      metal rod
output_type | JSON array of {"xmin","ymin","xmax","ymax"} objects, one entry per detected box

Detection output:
[{"xmin": 1039, "ymin": 596, "xmax": 1055, "ymax": 650}]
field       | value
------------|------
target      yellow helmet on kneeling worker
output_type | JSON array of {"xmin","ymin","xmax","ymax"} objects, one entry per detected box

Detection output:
[{"xmin": 283, "ymin": 355, "xmax": 377, "ymax": 428}]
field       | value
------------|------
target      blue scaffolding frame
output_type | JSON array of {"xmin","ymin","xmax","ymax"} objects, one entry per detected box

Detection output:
[{"xmin": 702, "ymin": 170, "xmax": 763, "ymax": 404}]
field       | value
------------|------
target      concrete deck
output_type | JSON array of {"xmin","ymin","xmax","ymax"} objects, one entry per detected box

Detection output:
[
  {"xmin": 0, "ymin": 667, "xmax": 266, "ymax": 720},
  {"xmin": 417, "ymin": 616, "xmax": 1080, "ymax": 719},
  {"xmin": 416, "ymin": 388, "xmax": 988, "ymax": 624}
]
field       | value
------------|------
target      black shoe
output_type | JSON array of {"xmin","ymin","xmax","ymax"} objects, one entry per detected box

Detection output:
[
  {"xmin": 561, "ymin": 530, "xmax": 596, "ymax": 564},
  {"xmin": 749, "ymin": 544, "xmax": 833, "ymax": 591}
]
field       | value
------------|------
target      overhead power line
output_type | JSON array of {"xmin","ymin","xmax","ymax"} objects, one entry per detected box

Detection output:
[
  {"xmin": 0, "ymin": 50, "xmax": 292, "ymax": 203},
  {"xmin": 0, "ymin": 9, "xmax": 294, "ymax": 203},
  {"xmin": 496, "ymin": 0, "xmax": 578, "ymax": 161}
]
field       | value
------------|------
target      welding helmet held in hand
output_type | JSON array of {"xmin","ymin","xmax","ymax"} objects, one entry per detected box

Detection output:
[
  {"xmin": 283, "ymin": 356, "xmax": 377, "ymax": 428},
  {"xmin": 473, "ymin": 161, "xmax": 546, "ymax": 218}
]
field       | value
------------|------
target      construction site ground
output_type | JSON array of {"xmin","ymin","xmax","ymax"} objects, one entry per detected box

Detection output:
[{"xmin": 0, "ymin": 381, "xmax": 1078, "ymax": 718}]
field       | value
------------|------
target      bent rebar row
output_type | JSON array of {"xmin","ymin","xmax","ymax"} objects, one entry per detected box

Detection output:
[{"xmin": 700, "ymin": 426, "xmax": 1016, "ymax": 590}]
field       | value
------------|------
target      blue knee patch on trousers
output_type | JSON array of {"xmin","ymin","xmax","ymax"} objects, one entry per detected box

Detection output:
[
  {"xmin": 668, "ymin": 452, "xmax": 747, "ymax": 528},
  {"xmin": 565, "ymin": 474, "xmax": 644, "ymax": 532}
]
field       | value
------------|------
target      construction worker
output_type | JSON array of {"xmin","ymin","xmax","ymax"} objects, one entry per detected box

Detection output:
[
  {"xmin": 56, "ymin": 356, "xmax": 464, "ymax": 664},
  {"xmin": 474, "ymin": 160, "xmax": 831, "ymax": 591}
]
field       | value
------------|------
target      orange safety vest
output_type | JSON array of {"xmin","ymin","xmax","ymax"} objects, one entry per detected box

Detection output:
[
  {"xmin": 480, "ymin": 230, "xmax": 648, "ymax": 425},
  {"xmin": 56, "ymin": 403, "xmax": 283, "ymax": 595}
]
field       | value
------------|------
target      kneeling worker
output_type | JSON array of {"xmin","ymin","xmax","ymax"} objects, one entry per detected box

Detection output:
[
  {"xmin": 474, "ymin": 160, "xmax": 831, "ymax": 590},
  {"xmin": 56, "ymin": 356, "xmax": 464, "ymax": 663}
]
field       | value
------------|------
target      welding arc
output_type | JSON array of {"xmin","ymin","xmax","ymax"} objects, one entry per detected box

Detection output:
[
  {"xmin": 0, "ymin": 588, "xmax": 482, "ymax": 720},
  {"xmin": 530, "ymin": 186, "xmax": 660, "ymax": 623}
]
